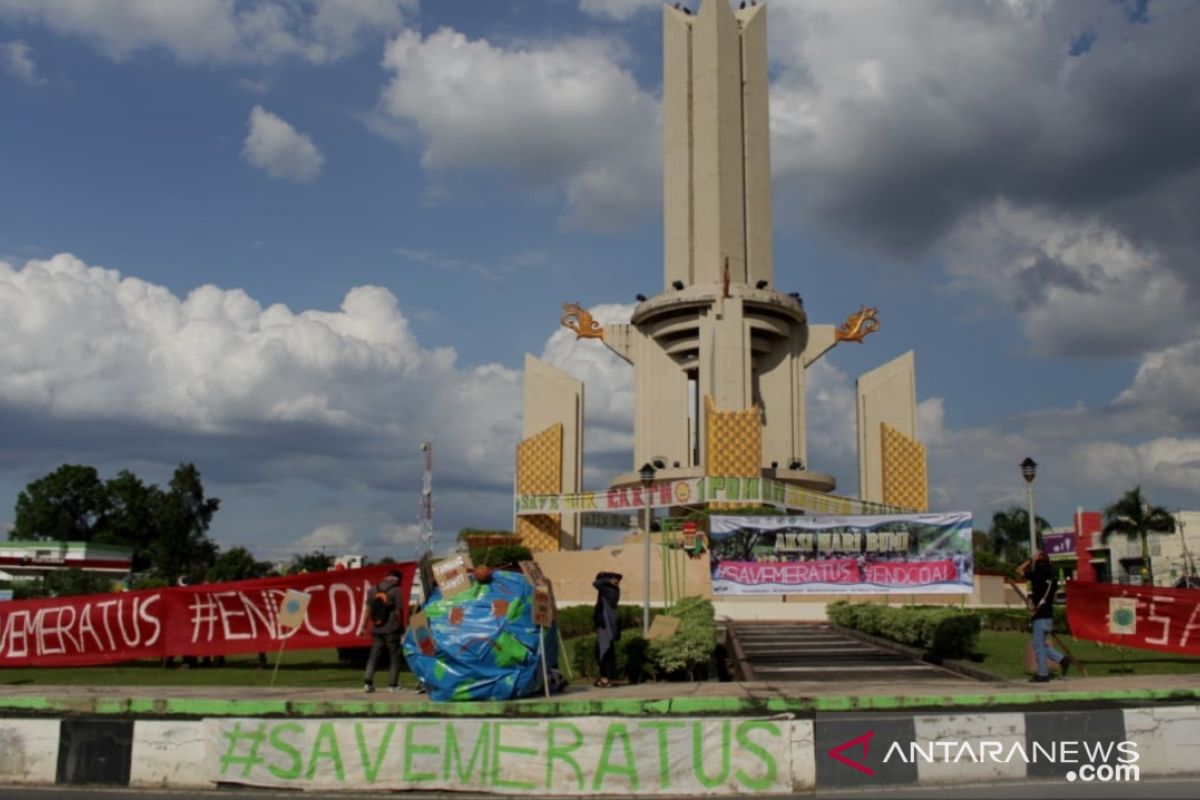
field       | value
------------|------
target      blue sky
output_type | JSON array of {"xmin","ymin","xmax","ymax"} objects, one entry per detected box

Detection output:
[{"xmin": 2, "ymin": 0, "xmax": 1199, "ymax": 563}]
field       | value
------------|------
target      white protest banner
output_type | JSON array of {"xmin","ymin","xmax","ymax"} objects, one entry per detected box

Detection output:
[
  {"xmin": 208, "ymin": 716, "xmax": 792, "ymax": 795},
  {"xmin": 708, "ymin": 512, "xmax": 974, "ymax": 595}
]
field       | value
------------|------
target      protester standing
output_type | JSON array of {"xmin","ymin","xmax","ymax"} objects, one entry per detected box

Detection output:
[
  {"xmin": 1018, "ymin": 549, "xmax": 1071, "ymax": 682},
  {"xmin": 358, "ymin": 569, "xmax": 405, "ymax": 693},
  {"xmin": 592, "ymin": 571, "xmax": 622, "ymax": 688}
]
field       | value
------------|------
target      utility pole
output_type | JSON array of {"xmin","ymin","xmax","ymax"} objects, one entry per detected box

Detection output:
[
  {"xmin": 1178, "ymin": 510, "xmax": 1196, "ymax": 582},
  {"xmin": 418, "ymin": 442, "xmax": 435, "ymax": 601}
]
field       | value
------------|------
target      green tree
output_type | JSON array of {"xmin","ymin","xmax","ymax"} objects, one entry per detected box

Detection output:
[
  {"xmin": 987, "ymin": 506, "xmax": 1051, "ymax": 565},
  {"xmin": 148, "ymin": 464, "xmax": 220, "ymax": 584},
  {"xmin": 95, "ymin": 470, "xmax": 160, "ymax": 571},
  {"xmin": 1102, "ymin": 486, "xmax": 1176, "ymax": 586},
  {"xmin": 972, "ymin": 529, "xmax": 1008, "ymax": 574},
  {"xmin": 289, "ymin": 550, "xmax": 334, "ymax": 574},
  {"xmin": 44, "ymin": 568, "xmax": 117, "ymax": 597},
  {"xmin": 11, "ymin": 464, "xmax": 223, "ymax": 583},
  {"xmin": 11, "ymin": 465, "xmax": 108, "ymax": 541},
  {"xmin": 207, "ymin": 546, "xmax": 273, "ymax": 583}
]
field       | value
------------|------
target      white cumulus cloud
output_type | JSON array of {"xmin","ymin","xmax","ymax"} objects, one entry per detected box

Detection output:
[
  {"xmin": 1, "ymin": 39, "xmax": 43, "ymax": 85},
  {"xmin": 0, "ymin": 0, "xmax": 413, "ymax": 64},
  {"xmin": 939, "ymin": 200, "xmax": 1194, "ymax": 358},
  {"xmin": 376, "ymin": 27, "xmax": 659, "ymax": 230},
  {"xmin": 577, "ymin": 0, "xmax": 661, "ymax": 22},
  {"xmin": 242, "ymin": 105, "xmax": 324, "ymax": 183},
  {"xmin": 0, "ymin": 253, "xmax": 521, "ymax": 486}
]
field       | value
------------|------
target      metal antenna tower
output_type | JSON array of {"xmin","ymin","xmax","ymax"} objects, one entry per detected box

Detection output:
[{"xmin": 419, "ymin": 442, "xmax": 434, "ymax": 558}]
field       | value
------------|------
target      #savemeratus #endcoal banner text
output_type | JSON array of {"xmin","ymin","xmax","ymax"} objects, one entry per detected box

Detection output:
[
  {"xmin": 708, "ymin": 513, "xmax": 974, "ymax": 595},
  {"xmin": 0, "ymin": 563, "xmax": 414, "ymax": 667}
]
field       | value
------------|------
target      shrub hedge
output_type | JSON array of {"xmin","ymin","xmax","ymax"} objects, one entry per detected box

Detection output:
[
  {"xmin": 468, "ymin": 544, "xmax": 533, "ymax": 568},
  {"xmin": 647, "ymin": 596, "xmax": 717, "ymax": 679},
  {"xmin": 557, "ymin": 603, "xmax": 647, "ymax": 640},
  {"xmin": 571, "ymin": 629, "xmax": 653, "ymax": 684},
  {"xmin": 827, "ymin": 601, "xmax": 981, "ymax": 660},
  {"xmin": 567, "ymin": 597, "xmax": 718, "ymax": 682}
]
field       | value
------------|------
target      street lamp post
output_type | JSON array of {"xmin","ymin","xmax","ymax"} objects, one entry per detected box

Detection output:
[
  {"xmin": 1020, "ymin": 457, "xmax": 1038, "ymax": 559},
  {"xmin": 639, "ymin": 462, "xmax": 656, "ymax": 635}
]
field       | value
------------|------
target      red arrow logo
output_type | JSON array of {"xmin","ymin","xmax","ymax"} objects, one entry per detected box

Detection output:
[{"xmin": 827, "ymin": 731, "xmax": 876, "ymax": 776}]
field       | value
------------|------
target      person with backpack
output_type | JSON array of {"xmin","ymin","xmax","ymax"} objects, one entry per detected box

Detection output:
[{"xmin": 357, "ymin": 569, "xmax": 406, "ymax": 693}]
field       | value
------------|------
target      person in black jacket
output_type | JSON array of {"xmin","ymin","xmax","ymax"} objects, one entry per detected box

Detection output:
[
  {"xmin": 592, "ymin": 571, "xmax": 622, "ymax": 688},
  {"xmin": 1018, "ymin": 549, "xmax": 1071, "ymax": 682},
  {"xmin": 357, "ymin": 570, "xmax": 405, "ymax": 693}
]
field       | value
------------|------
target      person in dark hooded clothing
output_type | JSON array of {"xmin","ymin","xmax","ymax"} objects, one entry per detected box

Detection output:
[
  {"xmin": 358, "ymin": 569, "xmax": 405, "ymax": 693},
  {"xmin": 592, "ymin": 571, "xmax": 622, "ymax": 687}
]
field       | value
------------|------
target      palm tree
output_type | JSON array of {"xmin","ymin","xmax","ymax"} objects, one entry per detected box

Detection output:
[
  {"xmin": 1102, "ymin": 486, "xmax": 1175, "ymax": 586},
  {"xmin": 988, "ymin": 506, "xmax": 1052, "ymax": 566}
]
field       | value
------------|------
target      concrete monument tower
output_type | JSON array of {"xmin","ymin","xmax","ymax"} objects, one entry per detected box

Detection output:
[{"xmin": 562, "ymin": 0, "xmax": 879, "ymax": 492}]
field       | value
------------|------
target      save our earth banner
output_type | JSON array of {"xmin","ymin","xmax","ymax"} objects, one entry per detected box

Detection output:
[
  {"xmin": 0, "ymin": 563, "xmax": 415, "ymax": 667},
  {"xmin": 514, "ymin": 475, "xmax": 906, "ymax": 518},
  {"xmin": 708, "ymin": 513, "xmax": 974, "ymax": 595},
  {"xmin": 1066, "ymin": 580, "xmax": 1200, "ymax": 656}
]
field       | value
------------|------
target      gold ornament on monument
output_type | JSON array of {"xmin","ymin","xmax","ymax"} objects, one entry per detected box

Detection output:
[
  {"xmin": 560, "ymin": 302, "xmax": 605, "ymax": 340},
  {"xmin": 835, "ymin": 306, "xmax": 881, "ymax": 343}
]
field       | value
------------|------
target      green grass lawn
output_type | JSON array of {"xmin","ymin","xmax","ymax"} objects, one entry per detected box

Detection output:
[
  {"xmin": 974, "ymin": 630, "xmax": 1200, "ymax": 680},
  {"xmin": 0, "ymin": 648, "xmax": 420, "ymax": 689}
]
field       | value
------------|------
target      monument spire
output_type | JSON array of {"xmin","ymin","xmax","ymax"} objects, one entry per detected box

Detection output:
[
  {"xmin": 552, "ymin": 0, "xmax": 881, "ymax": 501},
  {"xmin": 663, "ymin": 0, "xmax": 772, "ymax": 292}
]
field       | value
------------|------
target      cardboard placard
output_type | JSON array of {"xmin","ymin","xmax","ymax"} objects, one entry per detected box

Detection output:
[
  {"xmin": 518, "ymin": 560, "xmax": 546, "ymax": 586},
  {"xmin": 646, "ymin": 615, "xmax": 681, "ymax": 641},
  {"xmin": 275, "ymin": 589, "xmax": 311, "ymax": 630},
  {"xmin": 408, "ymin": 611, "xmax": 434, "ymax": 656},
  {"xmin": 532, "ymin": 579, "xmax": 557, "ymax": 628},
  {"xmin": 431, "ymin": 554, "xmax": 472, "ymax": 599},
  {"xmin": 520, "ymin": 561, "xmax": 557, "ymax": 627}
]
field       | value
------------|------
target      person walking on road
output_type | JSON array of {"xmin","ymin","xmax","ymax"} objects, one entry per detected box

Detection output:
[
  {"xmin": 592, "ymin": 571, "xmax": 622, "ymax": 688},
  {"xmin": 1018, "ymin": 549, "xmax": 1071, "ymax": 682},
  {"xmin": 357, "ymin": 569, "xmax": 405, "ymax": 693}
]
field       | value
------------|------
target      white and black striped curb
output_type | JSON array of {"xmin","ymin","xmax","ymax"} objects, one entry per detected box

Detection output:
[{"xmin": 1, "ymin": 706, "xmax": 1197, "ymax": 793}]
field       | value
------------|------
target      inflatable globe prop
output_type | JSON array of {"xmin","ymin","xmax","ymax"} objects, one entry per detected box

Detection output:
[{"xmin": 402, "ymin": 569, "xmax": 561, "ymax": 702}]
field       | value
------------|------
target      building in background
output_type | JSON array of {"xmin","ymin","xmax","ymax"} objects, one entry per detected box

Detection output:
[
  {"xmin": 0, "ymin": 540, "xmax": 132, "ymax": 582},
  {"xmin": 1043, "ymin": 524, "xmax": 1077, "ymax": 580},
  {"xmin": 1075, "ymin": 508, "xmax": 1199, "ymax": 587}
]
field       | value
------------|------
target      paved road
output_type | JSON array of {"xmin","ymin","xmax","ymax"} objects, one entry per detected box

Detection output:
[
  {"xmin": 731, "ymin": 622, "xmax": 969, "ymax": 683},
  {"xmin": 5, "ymin": 775, "xmax": 1198, "ymax": 799}
]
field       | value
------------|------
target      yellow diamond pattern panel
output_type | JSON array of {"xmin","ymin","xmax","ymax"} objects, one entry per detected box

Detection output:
[
  {"xmin": 881, "ymin": 422, "xmax": 928, "ymax": 512},
  {"xmin": 516, "ymin": 423, "xmax": 563, "ymax": 552},
  {"xmin": 704, "ymin": 395, "xmax": 762, "ymax": 510}
]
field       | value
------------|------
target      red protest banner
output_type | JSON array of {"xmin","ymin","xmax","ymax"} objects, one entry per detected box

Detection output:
[
  {"xmin": 1067, "ymin": 581, "xmax": 1200, "ymax": 656},
  {"xmin": 0, "ymin": 563, "xmax": 414, "ymax": 668},
  {"xmin": 0, "ymin": 587, "xmax": 166, "ymax": 667}
]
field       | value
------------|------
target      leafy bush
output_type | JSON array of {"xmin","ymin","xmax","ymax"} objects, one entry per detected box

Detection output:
[
  {"xmin": 648, "ymin": 596, "xmax": 717, "ymax": 679},
  {"xmin": 557, "ymin": 603, "xmax": 647, "ymax": 640},
  {"xmin": 469, "ymin": 544, "xmax": 533, "ymax": 568},
  {"xmin": 828, "ymin": 601, "xmax": 981, "ymax": 660},
  {"xmin": 566, "ymin": 598, "xmax": 718, "ymax": 682},
  {"xmin": 571, "ymin": 629, "xmax": 654, "ymax": 684}
]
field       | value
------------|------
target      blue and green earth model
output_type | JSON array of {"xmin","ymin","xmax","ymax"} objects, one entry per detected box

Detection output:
[{"xmin": 403, "ymin": 569, "xmax": 559, "ymax": 702}]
